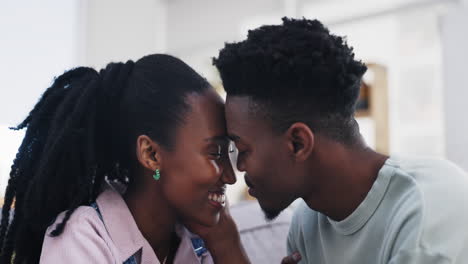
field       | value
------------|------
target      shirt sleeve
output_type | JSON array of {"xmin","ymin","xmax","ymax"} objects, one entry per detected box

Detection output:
[{"xmin": 39, "ymin": 216, "xmax": 115, "ymax": 263}]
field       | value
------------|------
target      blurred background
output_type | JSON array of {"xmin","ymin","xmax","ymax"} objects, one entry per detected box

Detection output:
[{"xmin": 1, "ymin": 0, "xmax": 468, "ymax": 204}]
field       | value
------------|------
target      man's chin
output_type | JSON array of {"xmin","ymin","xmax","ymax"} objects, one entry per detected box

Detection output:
[
  {"xmin": 258, "ymin": 201, "xmax": 284, "ymax": 221},
  {"xmin": 256, "ymin": 194, "xmax": 292, "ymax": 221},
  {"xmin": 261, "ymin": 207, "xmax": 282, "ymax": 221}
]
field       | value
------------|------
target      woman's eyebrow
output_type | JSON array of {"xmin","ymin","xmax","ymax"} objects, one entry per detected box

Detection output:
[
  {"xmin": 227, "ymin": 134, "xmax": 240, "ymax": 142},
  {"xmin": 204, "ymin": 135, "xmax": 230, "ymax": 143}
]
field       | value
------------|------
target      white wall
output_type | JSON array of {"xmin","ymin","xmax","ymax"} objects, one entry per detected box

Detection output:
[
  {"xmin": 441, "ymin": 6, "xmax": 468, "ymax": 170},
  {"xmin": 166, "ymin": 0, "xmax": 284, "ymax": 54},
  {"xmin": 0, "ymin": 0, "xmax": 79, "ymax": 126},
  {"xmin": 0, "ymin": 0, "xmax": 79, "ymax": 195},
  {"xmin": 166, "ymin": 0, "xmax": 285, "ymax": 82},
  {"xmin": 82, "ymin": 0, "xmax": 167, "ymax": 69},
  {"xmin": 309, "ymin": 2, "xmax": 449, "ymax": 157}
]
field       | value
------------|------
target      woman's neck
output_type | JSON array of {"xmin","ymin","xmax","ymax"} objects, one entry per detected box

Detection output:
[{"xmin": 123, "ymin": 183, "xmax": 179, "ymax": 262}]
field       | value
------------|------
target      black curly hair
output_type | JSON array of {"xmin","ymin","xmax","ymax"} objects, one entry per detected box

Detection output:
[
  {"xmin": 0, "ymin": 54, "xmax": 210, "ymax": 263},
  {"xmin": 213, "ymin": 17, "xmax": 367, "ymax": 144}
]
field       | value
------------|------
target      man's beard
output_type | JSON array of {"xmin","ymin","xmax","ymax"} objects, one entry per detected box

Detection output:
[{"xmin": 261, "ymin": 206, "xmax": 283, "ymax": 221}]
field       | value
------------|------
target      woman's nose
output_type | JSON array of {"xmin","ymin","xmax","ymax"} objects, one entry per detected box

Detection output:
[{"xmin": 220, "ymin": 158, "xmax": 236, "ymax": 185}]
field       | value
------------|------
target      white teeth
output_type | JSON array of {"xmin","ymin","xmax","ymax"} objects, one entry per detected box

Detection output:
[{"xmin": 208, "ymin": 193, "xmax": 225, "ymax": 205}]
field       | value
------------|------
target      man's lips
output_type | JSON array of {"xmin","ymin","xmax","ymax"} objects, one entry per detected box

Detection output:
[
  {"xmin": 248, "ymin": 187, "xmax": 257, "ymax": 197},
  {"xmin": 244, "ymin": 174, "xmax": 254, "ymax": 188},
  {"xmin": 244, "ymin": 174, "xmax": 257, "ymax": 197}
]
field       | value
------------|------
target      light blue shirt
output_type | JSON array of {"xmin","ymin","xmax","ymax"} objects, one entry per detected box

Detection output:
[{"xmin": 287, "ymin": 156, "xmax": 468, "ymax": 264}]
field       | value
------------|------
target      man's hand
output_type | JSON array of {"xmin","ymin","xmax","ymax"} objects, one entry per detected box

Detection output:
[
  {"xmin": 281, "ymin": 252, "xmax": 302, "ymax": 264},
  {"xmin": 185, "ymin": 199, "xmax": 250, "ymax": 264},
  {"xmin": 185, "ymin": 199, "xmax": 237, "ymax": 244}
]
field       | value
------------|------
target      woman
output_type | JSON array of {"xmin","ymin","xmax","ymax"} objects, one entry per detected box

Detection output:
[{"xmin": 0, "ymin": 54, "xmax": 237, "ymax": 263}]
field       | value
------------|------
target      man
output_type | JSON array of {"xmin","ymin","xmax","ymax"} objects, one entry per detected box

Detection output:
[{"xmin": 212, "ymin": 17, "xmax": 468, "ymax": 263}]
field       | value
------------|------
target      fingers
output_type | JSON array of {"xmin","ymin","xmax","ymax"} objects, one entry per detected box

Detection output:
[
  {"xmin": 281, "ymin": 252, "xmax": 302, "ymax": 264},
  {"xmin": 223, "ymin": 196, "xmax": 231, "ymax": 215}
]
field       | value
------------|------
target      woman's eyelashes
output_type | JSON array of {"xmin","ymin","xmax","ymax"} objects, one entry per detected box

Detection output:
[
  {"xmin": 208, "ymin": 144, "xmax": 224, "ymax": 160},
  {"xmin": 208, "ymin": 144, "xmax": 221, "ymax": 159},
  {"xmin": 208, "ymin": 142, "xmax": 236, "ymax": 160}
]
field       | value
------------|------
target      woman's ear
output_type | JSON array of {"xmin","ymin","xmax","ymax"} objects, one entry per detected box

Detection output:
[
  {"xmin": 285, "ymin": 122, "xmax": 314, "ymax": 162},
  {"xmin": 136, "ymin": 135, "xmax": 162, "ymax": 171}
]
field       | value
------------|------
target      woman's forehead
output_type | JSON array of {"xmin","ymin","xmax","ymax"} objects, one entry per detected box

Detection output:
[{"xmin": 176, "ymin": 91, "xmax": 227, "ymax": 142}]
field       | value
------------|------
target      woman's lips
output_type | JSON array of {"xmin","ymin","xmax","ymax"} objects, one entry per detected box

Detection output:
[{"xmin": 208, "ymin": 192, "xmax": 225, "ymax": 208}]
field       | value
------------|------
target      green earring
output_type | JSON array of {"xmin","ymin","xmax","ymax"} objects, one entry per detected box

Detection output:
[{"xmin": 153, "ymin": 169, "xmax": 161, "ymax": 181}]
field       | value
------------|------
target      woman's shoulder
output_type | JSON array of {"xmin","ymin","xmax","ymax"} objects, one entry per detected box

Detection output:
[
  {"xmin": 45, "ymin": 205, "xmax": 105, "ymax": 236},
  {"xmin": 40, "ymin": 206, "xmax": 118, "ymax": 263}
]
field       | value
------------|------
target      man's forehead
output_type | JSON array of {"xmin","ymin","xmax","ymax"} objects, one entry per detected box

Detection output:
[
  {"xmin": 225, "ymin": 95, "xmax": 273, "ymax": 141},
  {"xmin": 225, "ymin": 96, "xmax": 255, "ymax": 126},
  {"xmin": 226, "ymin": 96, "xmax": 251, "ymax": 112}
]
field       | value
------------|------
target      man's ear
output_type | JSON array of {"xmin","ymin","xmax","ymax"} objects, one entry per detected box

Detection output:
[
  {"xmin": 285, "ymin": 122, "xmax": 314, "ymax": 162},
  {"xmin": 136, "ymin": 135, "xmax": 162, "ymax": 171}
]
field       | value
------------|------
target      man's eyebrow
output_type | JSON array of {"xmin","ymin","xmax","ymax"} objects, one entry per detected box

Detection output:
[{"xmin": 227, "ymin": 134, "xmax": 240, "ymax": 142}]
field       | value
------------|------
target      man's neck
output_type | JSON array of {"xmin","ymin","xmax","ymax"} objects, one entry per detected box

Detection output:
[{"xmin": 303, "ymin": 139, "xmax": 388, "ymax": 221}]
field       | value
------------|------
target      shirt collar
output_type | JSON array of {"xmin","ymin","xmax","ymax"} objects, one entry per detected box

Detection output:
[
  {"xmin": 327, "ymin": 157, "xmax": 396, "ymax": 235},
  {"xmin": 96, "ymin": 185, "xmax": 154, "ymax": 263},
  {"xmin": 96, "ymin": 184, "xmax": 211, "ymax": 264}
]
